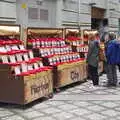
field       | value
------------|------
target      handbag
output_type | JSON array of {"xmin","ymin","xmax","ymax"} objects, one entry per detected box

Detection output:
[{"xmin": 99, "ymin": 48, "xmax": 105, "ymax": 61}]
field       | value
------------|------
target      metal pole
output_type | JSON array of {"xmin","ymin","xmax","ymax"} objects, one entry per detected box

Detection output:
[
  {"xmin": 78, "ymin": 0, "xmax": 81, "ymax": 30},
  {"xmin": 107, "ymin": 0, "xmax": 110, "ymax": 31}
]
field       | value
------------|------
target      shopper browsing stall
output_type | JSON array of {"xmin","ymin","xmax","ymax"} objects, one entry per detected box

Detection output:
[{"xmin": 87, "ymin": 33, "xmax": 99, "ymax": 86}]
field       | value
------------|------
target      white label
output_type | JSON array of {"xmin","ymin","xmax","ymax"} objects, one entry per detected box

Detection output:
[
  {"xmin": 34, "ymin": 63, "xmax": 39, "ymax": 69},
  {"xmin": 16, "ymin": 54, "xmax": 23, "ymax": 62},
  {"xmin": 23, "ymin": 54, "xmax": 29, "ymax": 61},
  {"xmin": 39, "ymin": 62, "xmax": 43, "ymax": 67},
  {"xmin": 0, "ymin": 47, "xmax": 7, "ymax": 52},
  {"xmin": 28, "ymin": 64, "xmax": 33, "ymax": 70},
  {"xmin": 21, "ymin": 63, "xmax": 28, "ymax": 72},
  {"xmin": 9, "ymin": 55, "xmax": 16, "ymax": 63},
  {"xmin": 19, "ymin": 45, "xmax": 25, "ymax": 50},
  {"xmin": 5, "ymin": 45, "xmax": 11, "ymax": 51},
  {"xmin": 14, "ymin": 66, "xmax": 21, "ymax": 75},
  {"xmin": 11, "ymin": 45, "xmax": 19, "ymax": 50},
  {"xmin": 36, "ymin": 41, "xmax": 40, "ymax": 46},
  {"xmin": 1, "ymin": 56, "xmax": 8, "ymax": 63},
  {"xmin": 29, "ymin": 51, "xmax": 34, "ymax": 59}
]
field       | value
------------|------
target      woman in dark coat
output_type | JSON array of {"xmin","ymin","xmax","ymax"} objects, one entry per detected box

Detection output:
[{"xmin": 87, "ymin": 34, "xmax": 99, "ymax": 86}]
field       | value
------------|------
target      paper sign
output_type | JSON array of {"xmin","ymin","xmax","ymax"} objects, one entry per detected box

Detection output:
[
  {"xmin": 34, "ymin": 63, "xmax": 39, "ymax": 69},
  {"xmin": 21, "ymin": 63, "xmax": 28, "ymax": 72},
  {"xmin": 11, "ymin": 45, "xmax": 19, "ymax": 50},
  {"xmin": 16, "ymin": 54, "xmax": 23, "ymax": 62},
  {"xmin": 19, "ymin": 45, "xmax": 25, "ymax": 50},
  {"xmin": 1, "ymin": 56, "xmax": 8, "ymax": 63},
  {"xmin": 9, "ymin": 55, "xmax": 16, "ymax": 63},
  {"xmin": 5, "ymin": 45, "xmax": 11, "ymax": 51},
  {"xmin": 28, "ymin": 64, "xmax": 33, "ymax": 70},
  {"xmin": 29, "ymin": 51, "xmax": 34, "ymax": 59},
  {"xmin": 39, "ymin": 62, "xmax": 43, "ymax": 67},
  {"xmin": 23, "ymin": 54, "xmax": 29, "ymax": 61},
  {"xmin": 0, "ymin": 47, "xmax": 7, "ymax": 52},
  {"xmin": 15, "ymin": 66, "xmax": 21, "ymax": 75}
]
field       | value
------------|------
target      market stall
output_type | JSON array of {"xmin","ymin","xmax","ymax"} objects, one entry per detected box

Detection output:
[
  {"xmin": 0, "ymin": 25, "xmax": 53, "ymax": 105},
  {"xmin": 27, "ymin": 28, "xmax": 87, "ymax": 90}
]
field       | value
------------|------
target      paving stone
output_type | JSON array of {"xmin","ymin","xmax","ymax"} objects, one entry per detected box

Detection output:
[
  {"xmin": 14, "ymin": 108, "xmax": 34, "ymax": 113},
  {"xmin": 69, "ymin": 108, "xmax": 91, "ymax": 116},
  {"xmin": 93, "ymin": 90, "xmax": 109, "ymax": 95},
  {"xmin": 73, "ymin": 101, "xmax": 93, "ymax": 107},
  {"xmin": 85, "ymin": 113, "xmax": 107, "ymax": 120},
  {"xmin": 40, "ymin": 107, "xmax": 61, "ymax": 114},
  {"xmin": 101, "ymin": 110, "xmax": 120, "ymax": 117},
  {"xmin": 21, "ymin": 111, "xmax": 44, "ymax": 119},
  {"xmin": 1, "ymin": 115, "xmax": 25, "ymax": 120},
  {"xmin": 72, "ymin": 90, "xmax": 85, "ymax": 94},
  {"xmin": 101, "ymin": 102, "xmax": 118, "ymax": 108},
  {"xmin": 53, "ymin": 112, "xmax": 74, "ymax": 119},
  {"xmin": 87, "ymin": 105, "xmax": 105, "ymax": 112},
  {"xmin": 58, "ymin": 104, "xmax": 78, "ymax": 110},
  {"xmin": 33, "ymin": 116, "xmax": 56, "ymax": 120},
  {"xmin": 47, "ymin": 101, "xmax": 65, "ymax": 106},
  {"xmin": 33, "ymin": 103, "xmax": 50, "ymax": 110},
  {"xmin": 70, "ymin": 117, "xmax": 87, "ymax": 120},
  {"xmin": 114, "ymin": 107, "xmax": 120, "ymax": 111},
  {"xmin": 0, "ymin": 111, "xmax": 14, "ymax": 117}
]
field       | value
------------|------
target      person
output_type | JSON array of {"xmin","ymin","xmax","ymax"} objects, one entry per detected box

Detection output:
[
  {"xmin": 105, "ymin": 33, "xmax": 118, "ymax": 86},
  {"xmin": 87, "ymin": 33, "xmax": 99, "ymax": 86},
  {"xmin": 117, "ymin": 35, "xmax": 120, "ymax": 72}
]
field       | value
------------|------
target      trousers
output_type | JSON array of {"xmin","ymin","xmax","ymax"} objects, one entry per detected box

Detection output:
[
  {"xmin": 88, "ymin": 64, "xmax": 99, "ymax": 85},
  {"xmin": 106, "ymin": 64, "xmax": 117, "ymax": 86}
]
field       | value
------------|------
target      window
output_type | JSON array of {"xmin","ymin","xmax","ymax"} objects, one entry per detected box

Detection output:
[
  {"xmin": 28, "ymin": 7, "xmax": 38, "ymax": 19},
  {"xmin": 40, "ymin": 9, "xmax": 48, "ymax": 21}
]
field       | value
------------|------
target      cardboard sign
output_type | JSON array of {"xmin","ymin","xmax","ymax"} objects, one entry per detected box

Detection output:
[
  {"xmin": 56, "ymin": 62, "xmax": 87, "ymax": 88},
  {"xmin": 24, "ymin": 70, "xmax": 53, "ymax": 103}
]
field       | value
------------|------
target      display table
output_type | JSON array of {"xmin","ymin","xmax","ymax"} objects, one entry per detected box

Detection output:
[
  {"xmin": 0, "ymin": 64, "xmax": 53, "ymax": 105},
  {"xmin": 53, "ymin": 60, "xmax": 87, "ymax": 88}
]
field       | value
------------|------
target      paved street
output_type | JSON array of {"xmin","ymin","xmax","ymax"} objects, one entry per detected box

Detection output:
[{"xmin": 1, "ymin": 72, "xmax": 120, "ymax": 120}]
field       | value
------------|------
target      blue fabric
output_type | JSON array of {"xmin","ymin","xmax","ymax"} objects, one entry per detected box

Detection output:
[{"xmin": 105, "ymin": 39, "xmax": 120, "ymax": 64}]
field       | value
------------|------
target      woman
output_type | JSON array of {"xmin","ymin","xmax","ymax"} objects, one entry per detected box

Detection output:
[{"xmin": 87, "ymin": 33, "xmax": 99, "ymax": 86}]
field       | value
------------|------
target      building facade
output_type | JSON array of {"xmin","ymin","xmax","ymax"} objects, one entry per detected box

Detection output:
[{"xmin": 0, "ymin": 0, "xmax": 120, "ymax": 32}]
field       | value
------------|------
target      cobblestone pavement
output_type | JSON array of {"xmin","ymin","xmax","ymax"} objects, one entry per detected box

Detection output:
[{"xmin": 1, "ymin": 72, "xmax": 120, "ymax": 120}]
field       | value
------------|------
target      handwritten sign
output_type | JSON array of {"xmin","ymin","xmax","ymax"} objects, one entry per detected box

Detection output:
[{"xmin": 24, "ymin": 70, "xmax": 53, "ymax": 103}]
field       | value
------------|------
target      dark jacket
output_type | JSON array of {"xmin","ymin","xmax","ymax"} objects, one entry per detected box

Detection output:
[{"xmin": 87, "ymin": 40, "xmax": 99, "ymax": 67}]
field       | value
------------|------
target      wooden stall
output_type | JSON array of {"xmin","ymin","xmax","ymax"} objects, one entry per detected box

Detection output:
[{"xmin": 0, "ymin": 25, "xmax": 53, "ymax": 105}]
